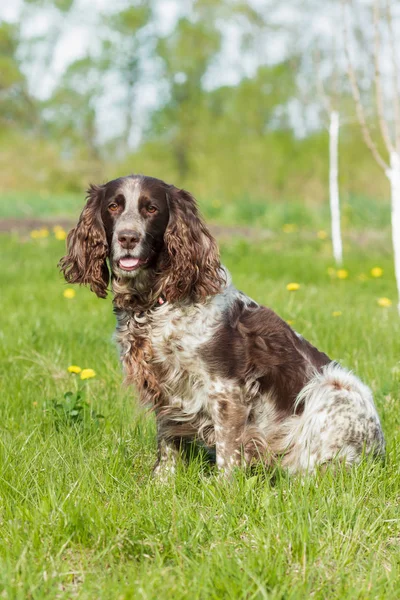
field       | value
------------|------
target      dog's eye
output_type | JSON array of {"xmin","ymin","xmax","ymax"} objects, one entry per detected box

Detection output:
[
  {"xmin": 108, "ymin": 203, "xmax": 119, "ymax": 212},
  {"xmin": 147, "ymin": 205, "xmax": 157, "ymax": 214}
]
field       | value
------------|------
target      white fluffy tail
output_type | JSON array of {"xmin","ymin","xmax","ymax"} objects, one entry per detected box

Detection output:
[{"xmin": 283, "ymin": 363, "xmax": 385, "ymax": 473}]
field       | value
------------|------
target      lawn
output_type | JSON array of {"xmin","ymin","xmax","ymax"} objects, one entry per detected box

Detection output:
[{"xmin": 1, "ymin": 202, "xmax": 399, "ymax": 599}]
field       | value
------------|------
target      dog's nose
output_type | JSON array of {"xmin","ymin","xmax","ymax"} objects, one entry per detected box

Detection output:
[{"xmin": 118, "ymin": 229, "xmax": 141, "ymax": 249}]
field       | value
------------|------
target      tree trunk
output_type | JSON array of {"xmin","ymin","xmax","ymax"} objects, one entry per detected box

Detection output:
[
  {"xmin": 387, "ymin": 151, "xmax": 400, "ymax": 314},
  {"xmin": 329, "ymin": 110, "xmax": 343, "ymax": 266},
  {"xmin": 124, "ymin": 83, "xmax": 135, "ymax": 155}
]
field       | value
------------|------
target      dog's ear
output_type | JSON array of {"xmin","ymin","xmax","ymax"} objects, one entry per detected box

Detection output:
[
  {"xmin": 161, "ymin": 186, "xmax": 224, "ymax": 302},
  {"xmin": 59, "ymin": 184, "xmax": 109, "ymax": 298}
]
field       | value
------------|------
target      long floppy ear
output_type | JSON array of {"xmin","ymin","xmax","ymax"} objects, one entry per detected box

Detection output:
[
  {"xmin": 161, "ymin": 186, "xmax": 225, "ymax": 302},
  {"xmin": 58, "ymin": 184, "xmax": 109, "ymax": 298}
]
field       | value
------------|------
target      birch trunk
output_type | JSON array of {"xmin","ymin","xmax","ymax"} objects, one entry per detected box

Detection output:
[
  {"xmin": 329, "ymin": 110, "xmax": 343, "ymax": 265},
  {"xmin": 387, "ymin": 151, "xmax": 400, "ymax": 314}
]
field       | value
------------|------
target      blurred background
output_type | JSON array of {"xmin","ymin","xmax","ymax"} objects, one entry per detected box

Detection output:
[{"xmin": 1, "ymin": 0, "xmax": 399, "ymax": 230}]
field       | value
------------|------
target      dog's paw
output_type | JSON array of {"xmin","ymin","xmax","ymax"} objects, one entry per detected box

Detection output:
[{"xmin": 152, "ymin": 461, "xmax": 176, "ymax": 484}]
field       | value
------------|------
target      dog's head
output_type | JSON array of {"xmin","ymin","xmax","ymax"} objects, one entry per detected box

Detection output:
[{"xmin": 59, "ymin": 174, "xmax": 224, "ymax": 302}]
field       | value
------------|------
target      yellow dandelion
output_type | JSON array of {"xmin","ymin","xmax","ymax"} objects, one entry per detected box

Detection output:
[
  {"xmin": 286, "ymin": 319, "xmax": 295, "ymax": 326},
  {"xmin": 370, "ymin": 267, "xmax": 383, "ymax": 278},
  {"xmin": 54, "ymin": 229, "xmax": 67, "ymax": 241},
  {"xmin": 63, "ymin": 288, "xmax": 76, "ymax": 299},
  {"xmin": 68, "ymin": 365, "xmax": 82, "ymax": 374},
  {"xmin": 377, "ymin": 297, "xmax": 392, "ymax": 308},
  {"xmin": 332, "ymin": 311, "xmax": 342, "ymax": 317},
  {"xmin": 80, "ymin": 368, "xmax": 96, "ymax": 380},
  {"xmin": 336, "ymin": 269, "xmax": 349, "ymax": 280},
  {"xmin": 282, "ymin": 223, "xmax": 298, "ymax": 233},
  {"xmin": 286, "ymin": 282, "xmax": 300, "ymax": 292},
  {"xmin": 317, "ymin": 230, "xmax": 328, "ymax": 240},
  {"xmin": 33, "ymin": 401, "xmax": 38, "ymax": 407},
  {"xmin": 31, "ymin": 228, "xmax": 49, "ymax": 239}
]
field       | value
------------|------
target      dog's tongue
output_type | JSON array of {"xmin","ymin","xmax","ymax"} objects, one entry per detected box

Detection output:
[{"xmin": 119, "ymin": 257, "xmax": 140, "ymax": 269}]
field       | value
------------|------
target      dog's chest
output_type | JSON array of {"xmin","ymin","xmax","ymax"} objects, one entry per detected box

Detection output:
[
  {"xmin": 150, "ymin": 305, "xmax": 216, "ymax": 411},
  {"xmin": 117, "ymin": 303, "xmax": 219, "ymax": 413}
]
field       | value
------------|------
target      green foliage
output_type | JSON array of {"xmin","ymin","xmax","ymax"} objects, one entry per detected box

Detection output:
[
  {"xmin": 0, "ymin": 0, "xmax": 393, "ymax": 202},
  {"xmin": 0, "ymin": 130, "xmax": 102, "ymax": 194},
  {"xmin": 98, "ymin": 2, "xmax": 154, "ymax": 153},
  {"xmin": 0, "ymin": 23, "xmax": 24, "ymax": 89},
  {"xmin": 107, "ymin": 3, "xmax": 151, "ymax": 34},
  {"xmin": 0, "ymin": 21, "xmax": 39, "ymax": 130},
  {"xmin": 47, "ymin": 387, "xmax": 104, "ymax": 430},
  {"xmin": 24, "ymin": 0, "xmax": 74, "ymax": 9},
  {"xmin": 154, "ymin": 15, "xmax": 222, "ymax": 178},
  {"xmin": 44, "ymin": 56, "xmax": 102, "ymax": 158}
]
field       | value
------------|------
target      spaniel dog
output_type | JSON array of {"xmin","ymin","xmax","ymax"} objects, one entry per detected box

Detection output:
[{"xmin": 60, "ymin": 174, "xmax": 385, "ymax": 478}]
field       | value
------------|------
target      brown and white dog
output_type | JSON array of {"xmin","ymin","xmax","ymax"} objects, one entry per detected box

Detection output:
[{"xmin": 60, "ymin": 174, "xmax": 385, "ymax": 478}]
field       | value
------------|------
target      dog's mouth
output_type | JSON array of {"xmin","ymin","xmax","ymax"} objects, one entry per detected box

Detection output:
[{"xmin": 118, "ymin": 257, "xmax": 148, "ymax": 271}]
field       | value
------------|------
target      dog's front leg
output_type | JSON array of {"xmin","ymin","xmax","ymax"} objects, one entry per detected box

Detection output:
[
  {"xmin": 152, "ymin": 436, "xmax": 180, "ymax": 481},
  {"xmin": 152, "ymin": 415, "xmax": 189, "ymax": 481},
  {"xmin": 212, "ymin": 397, "xmax": 250, "ymax": 477}
]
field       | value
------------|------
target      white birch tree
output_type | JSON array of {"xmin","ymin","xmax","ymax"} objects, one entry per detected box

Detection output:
[
  {"xmin": 343, "ymin": 0, "xmax": 400, "ymax": 313},
  {"xmin": 329, "ymin": 109, "xmax": 343, "ymax": 265},
  {"xmin": 315, "ymin": 45, "xmax": 343, "ymax": 265}
]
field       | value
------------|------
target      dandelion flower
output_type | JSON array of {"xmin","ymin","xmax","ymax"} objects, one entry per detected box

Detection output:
[
  {"xmin": 286, "ymin": 282, "xmax": 300, "ymax": 291},
  {"xmin": 336, "ymin": 269, "xmax": 348, "ymax": 280},
  {"xmin": 317, "ymin": 230, "xmax": 328, "ymax": 240},
  {"xmin": 54, "ymin": 229, "xmax": 67, "ymax": 241},
  {"xmin": 282, "ymin": 223, "xmax": 298, "ymax": 233},
  {"xmin": 80, "ymin": 368, "xmax": 96, "ymax": 380},
  {"xmin": 31, "ymin": 228, "xmax": 49, "ymax": 239},
  {"xmin": 332, "ymin": 311, "xmax": 342, "ymax": 317},
  {"xmin": 33, "ymin": 401, "xmax": 38, "ymax": 407},
  {"xmin": 370, "ymin": 267, "xmax": 383, "ymax": 278},
  {"xmin": 68, "ymin": 365, "xmax": 82, "ymax": 374},
  {"xmin": 286, "ymin": 319, "xmax": 295, "ymax": 326},
  {"xmin": 63, "ymin": 288, "xmax": 76, "ymax": 299},
  {"xmin": 377, "ymin": 297, "xmax": 392, "ymax": 308}
]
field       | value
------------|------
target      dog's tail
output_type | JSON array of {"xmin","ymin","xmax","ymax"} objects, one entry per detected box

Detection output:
[{"xmin": 281, "ymin": 362, "xmax": 385, "ymax": 473}]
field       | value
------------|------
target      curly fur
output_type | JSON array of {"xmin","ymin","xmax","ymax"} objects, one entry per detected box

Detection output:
[
  {"xmin": 58, "ymin": 184, "xmax": 109, "ymax": 298},
  {"xmin": 159, "ymin": 186, "xmax": 225, "ymax": 303}
]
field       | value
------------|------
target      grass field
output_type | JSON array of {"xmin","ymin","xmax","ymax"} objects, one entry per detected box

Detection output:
[{"xmin": 1, "ymin": 198, "xmax": 400, "ymax": 599}]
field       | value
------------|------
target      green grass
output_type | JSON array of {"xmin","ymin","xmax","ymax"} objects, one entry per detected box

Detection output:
[
  {"xmin": 0, "ymin": 191, "xmax": 84, "ymax": 220},
  {"xmin": 1, "ymin": 228, "xmax": 400, "ymax": 599}
]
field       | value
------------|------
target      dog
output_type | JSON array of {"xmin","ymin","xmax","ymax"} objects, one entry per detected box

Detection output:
[{"xmin": 60, "ymin": 174, "xmax": 385, "ymax": 478}]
